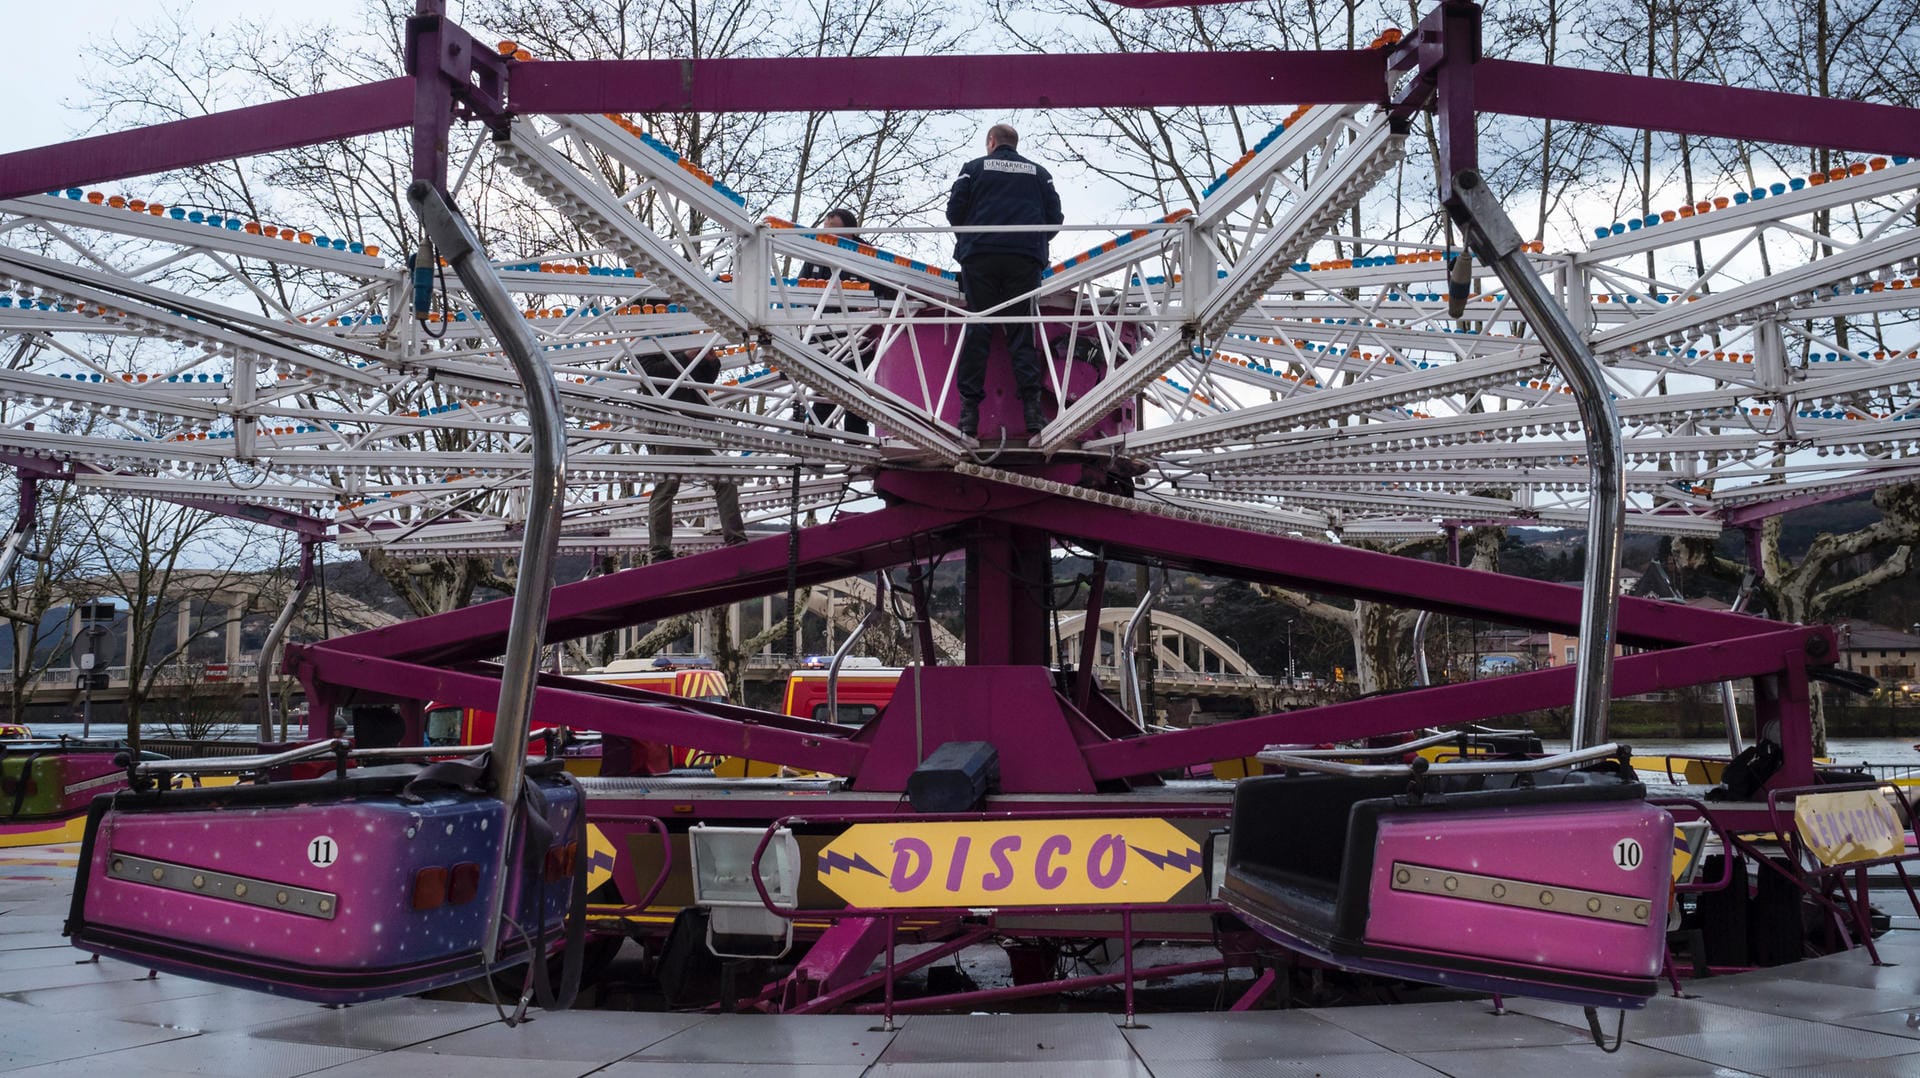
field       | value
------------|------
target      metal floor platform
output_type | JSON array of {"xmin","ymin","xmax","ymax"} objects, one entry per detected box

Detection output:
[{"xmin": 8, "ymin": 843, "xmax": 1920, "ymax": 1077}]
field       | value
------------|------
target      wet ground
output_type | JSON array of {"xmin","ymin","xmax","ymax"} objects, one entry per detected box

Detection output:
[{"xmin": 11, "ymin": 840, "xmax": 1920, "ymax": 1075}]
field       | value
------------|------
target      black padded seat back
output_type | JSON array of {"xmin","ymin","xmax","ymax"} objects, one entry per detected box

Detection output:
[{"xmin": 1227, "ymin": 774, "xmax": 1409, "ymax": 894}]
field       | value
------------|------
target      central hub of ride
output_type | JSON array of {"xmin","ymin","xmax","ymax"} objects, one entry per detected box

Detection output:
[{"xmin": 871, "ymin": 313, "xmax": 1138, "ymax": 445}]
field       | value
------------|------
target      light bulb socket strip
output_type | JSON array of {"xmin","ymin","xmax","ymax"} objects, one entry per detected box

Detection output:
[{"xmin": 1042, "ymin": 118, "xmax": 1407, "ymax": 452}]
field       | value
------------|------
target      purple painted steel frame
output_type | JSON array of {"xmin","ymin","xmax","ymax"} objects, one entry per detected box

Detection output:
[
  {"xmin": 307, "ymin": 501, "xmax": 974, "ymax": 665},
  {"xmin": 1477, "ymin": 59, "xmax": 1920, "ymax": 160},
  {"xmin": 299, "ymin": 470, "xmax": 1833, "ymax": 787},
  {"xmin": 1085, "ymin": 626, "xmax": 1827, "ymax": 782},
  {"xmin": 505, "ymin": 51, "xmax": 1386, "ymax": 114},
  {"xmin": 0, "ymin": 80, "xmax": 415, "ymax": 203},
  {"xmin": 6, "ymin": 3, "xmax": 1920, "ymax": 202},
  {"xmin": 296, "ymin": 648, "xmax": 869, "ymax": 774}
]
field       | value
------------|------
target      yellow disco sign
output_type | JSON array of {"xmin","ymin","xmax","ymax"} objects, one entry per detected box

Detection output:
[
  {"xmin": 815, "ymin": 818, "xmax": 1202, "ymax": 908},
  {"xmin": 1795, "ymin": 789, "xmax": 1906, "ymax": 866}
]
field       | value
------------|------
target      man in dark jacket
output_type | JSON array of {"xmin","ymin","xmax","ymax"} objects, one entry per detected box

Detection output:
[
  {"xmin": 945, "ymin": 124, "xmax": 1063, "ymax": 439},
  {"xmin": 642, "ymin": 346, "xmax": 746, "ymax": 562}
]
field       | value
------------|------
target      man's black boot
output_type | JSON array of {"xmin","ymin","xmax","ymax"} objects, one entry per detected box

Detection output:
[
  {"xmin": 958, "ymin": 401, "xmax": 979, "ymax": 438},
  {"xmin": 1022, "ymin": 398, "xmax": 1045, "ymax": 434}
]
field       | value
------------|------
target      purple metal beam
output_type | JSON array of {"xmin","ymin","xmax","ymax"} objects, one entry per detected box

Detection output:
[
  {"xmin": 166, "ymin": 497, "xmax": 332, "ymax": 541},
  {"xmin": 505, "ymin": 51, "xmax": 1386, "ymax": 114},
  {"xmin": 0, "ymin": 80, "xmax": 415, "ymax": 203},
  {"xmin": 294, "ymin": 649, "xmax": 868, "ymax": 774},
  {"xmin": 1477, "ymin": 59, "xmax": 1920, "ymax": 158},
  {"xmin": 947, "ymin": 483, "xmax": 1767, "ymax": 647},
  {"xmin": 1721, "ymin": 491, "xmax": 1866, "ymax": 529},
  {"xmin": 0, "ymin": 453, "xmax": 330, "ymax": 539},
  {"xmin": 1083, "ymin": 625, "xmax": 1829, "ymax": 780},
  {"xmin": 964, "ymin": 522, "xmax": 1052, "ymax": 666},
  {"xmin": 319, "ymin": 502, "xmax": 974, "ymax": 665}
]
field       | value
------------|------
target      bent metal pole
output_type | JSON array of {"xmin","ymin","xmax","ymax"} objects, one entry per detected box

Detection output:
[
  {"xmin": 1445, "ymin": 170, "xmax": 1625, "ymax": 748},
  {"xmin": 407, "ymin": 181, "xmax": 567, "ymax": 963},
  {"xmin": 257, "ymin": 540, "xmax": 316, "ymax": 740}
]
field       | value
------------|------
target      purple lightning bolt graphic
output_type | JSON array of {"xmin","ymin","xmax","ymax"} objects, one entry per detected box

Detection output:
[
  {"xmin": 1129, "ymin": 846, "xmax": 1204, "ymax": 873},
  {"xmin": 817, "ymin": 850, "xmax": 884, "ymax": 876}
]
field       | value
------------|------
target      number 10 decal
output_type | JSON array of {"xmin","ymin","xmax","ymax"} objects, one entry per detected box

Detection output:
[{"xmin": 1612, "ymin": 838, "xmax": 1643, "ymax": 870}]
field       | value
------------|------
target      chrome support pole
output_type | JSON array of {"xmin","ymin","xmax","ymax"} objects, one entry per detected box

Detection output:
[
  {"xmin": 827, "ymin": 573, "xmax": 890, "ymax": 725},
  {"xmin": 408, "ymin": 181, "xmax": 567, "ymax": 964},
  {"xmin": 1120, "ymin": 583, "xmax": 1161, "ymax": 727},
  {"xmin": 1412, "ymin": 611, "xmax": 1434, "ymax": 687},
  {"xmin": 257, "ymin": 541, "xmax": 316, "ymax": 740},
  {"xmin": 0, "ymin": 473, "xmax": 39, "ymax": 600},
  {"xmin": 1721, "ymin": 572, "xmax": 1756, "ymax": 757},
  {"xmin": 1446, "ymin": 171, "xmax": 1625, "ymax": 749}
]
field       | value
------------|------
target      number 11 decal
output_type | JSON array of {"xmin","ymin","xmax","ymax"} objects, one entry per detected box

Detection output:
[{"xmin": 307, "ymin": 835, "xmax": 339, "ymax": 868}]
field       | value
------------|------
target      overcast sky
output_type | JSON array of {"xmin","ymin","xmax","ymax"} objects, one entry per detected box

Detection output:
[
  {"xmin": 2, "ymin": 1, "xmax": 329, "ymax": 155},
  {"xmin": 6, "ymin": 0, "xmax": 1149, "ymax": 245}
]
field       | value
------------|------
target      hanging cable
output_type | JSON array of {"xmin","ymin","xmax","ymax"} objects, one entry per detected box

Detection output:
[
  {"xmin": 318, "ymin": 548, "xmax": 332, "ymax": 639},
  {"xmin": 785, "ymin": 460, "xmax": 802, "ymax": 662}
]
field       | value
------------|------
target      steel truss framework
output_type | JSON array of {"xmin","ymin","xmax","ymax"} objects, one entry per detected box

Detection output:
[
  {"xmin": 0, "ymin": 33, "xmax": 1917, "ymax": 554},
  {"xmin": 0, "ymin": 1, "xmax": 1909, "ymax": 555}
]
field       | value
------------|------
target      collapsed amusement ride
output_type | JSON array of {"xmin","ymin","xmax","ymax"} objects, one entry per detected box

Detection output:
[{"xmin": 4, "ymin": 0, "xmax": 1920, "ymax": 1038}]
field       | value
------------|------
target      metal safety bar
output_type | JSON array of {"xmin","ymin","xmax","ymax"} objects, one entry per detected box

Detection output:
[
  {"xmin": 1255, "ymin": 726, "xmax": 1545, "ymax": 762},
  {"xmin": 582, "ymin": 813, "xmax": 675, "ymax": 912},
  {"xmin": 132, "ymin": 738, "xmax": 347, "ymax": 777},
  {"xmin": 1258, "ymin": 741, "xmax": 1623, "ymax": 777},
  {"xmin": 131, "ymin": 729, "xmax": 555, "ymax": 777}
]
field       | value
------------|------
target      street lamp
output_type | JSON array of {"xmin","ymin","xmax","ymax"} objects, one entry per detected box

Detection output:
[{"xmin": 75, "ymin": 601, "xmax": 116, "ymax": 738}]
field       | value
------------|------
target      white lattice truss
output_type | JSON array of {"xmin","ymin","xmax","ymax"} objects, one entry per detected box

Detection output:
[{"xmin": 0, "ymin": 105, "xmax": 1915, "ymax": 554}]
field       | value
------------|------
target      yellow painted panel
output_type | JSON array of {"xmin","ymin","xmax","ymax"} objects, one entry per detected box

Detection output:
[
  {"xmin": 1796, "ymin": 788, "xmax": 1906, "ymax": 866},
  {"xmin": 817, "ymin": 817, "xmax": 1200, "ymax": 908}
]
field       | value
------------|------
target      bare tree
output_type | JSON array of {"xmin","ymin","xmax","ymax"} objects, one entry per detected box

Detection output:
[
  {"xmin": 0, "ymin": 474, "xmax": 99, "ymax": 726},
  {"xmin": 75, "ymin": 494, "xmax": 290, "ymax": 734},
  {"xmin": 1674, "ymin": 482, "xmax": 1920, "ymax": 752},
  {"xmin": 1255, "ymin": 526, "xmax": 1501, "ymax": 693}
]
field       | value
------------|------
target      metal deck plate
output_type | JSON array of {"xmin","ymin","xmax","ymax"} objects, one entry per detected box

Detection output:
[
  {"xmin": 634, "ymin": 1014, "xmax": 899, "ymax": 1064},
  {"xmin": 1635, "ymin": 1023, "xmax": 1920, "ymax": 1072},
  {"xmin": 1690, "ymin": 976, "xmax": 1920, "ymax": 1021},
  {"xmin": 878, "ymin": 1014, "xmax": 1132, "ymax": 1063},
  {"xmin": 609, "ymin": 1064, "xmax": 876, "ymax": 1077},
  {"xmin": 1826, "ymin": 1008, "xmax": 1920, "ymax": 1044},
  {"xmin": 1782, "ymin": 954, "xmax": 1920, "ymax": 993},
  {"xmin": 1119, "ymin": 1010, "xmax": 1385, "ymax": 1060},
  {"xmin": 1311, "ymin": 1000, "xmax": 1591, "ymax": 1052},
  {"xmin": 0, "ymin": 1008, "xmax": 198, "ymax": 1072},
  {"xmin": 250, "ymin": 997, "xmax": 498, "ymax": 1050},
  {"xmin": 1146, "ymin": 1055, "xmax": 1447, "ymax": 1077},
  {"xmin": 1413, "ymin": 1042, "xmax": 1766, "ymax": 1076},
  {"xmin": 1763, "ymin": 1055, "xmax": 1920, "ymax": 1077},
  {"xmin": 868, "ymin": 1062, "xmax": 1154, "ymax": 1077},
  {"xmin": 405, "ymin": 1009, "xmax": 704, "ymax": 1063},
  {"xmin": 1506, "ymin": 995, "xmax": 1770, "ymax": 1038},
  {"xmin": 285, "ymin": 1056, "xmax": 596, "ymax": 1078},
  {"xmin": 4, "ymin": 973, "xmax": 228, "ymax": 1012},
  {"xmin": 54, "ymin": 1031, "xmax": 372, "ymax": 1078},
  {"xmin": 101, "ymin": 990, "xmax": 321, "ymax": 1035}
]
